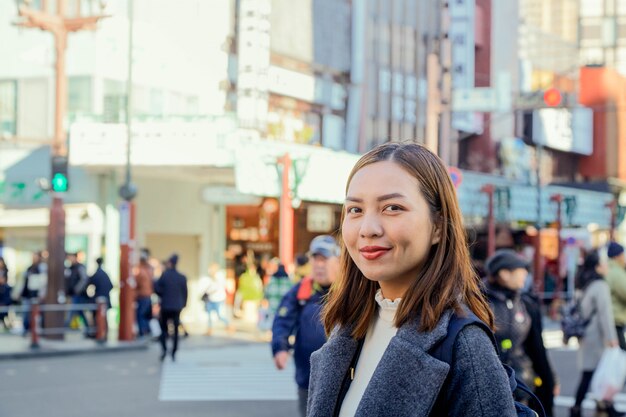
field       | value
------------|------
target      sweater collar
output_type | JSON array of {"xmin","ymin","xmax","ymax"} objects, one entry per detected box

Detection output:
[{"xmin": 375, "ymin": 289, "xmax": 400, "ymax": 323}]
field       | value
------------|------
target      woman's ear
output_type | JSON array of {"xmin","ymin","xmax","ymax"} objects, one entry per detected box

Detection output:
[{"xmin": 431, "ymin": 221, "xmax": 442, "ymax": 245}]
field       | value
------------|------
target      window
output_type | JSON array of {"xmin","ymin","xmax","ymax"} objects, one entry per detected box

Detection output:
[{"xmin": 0, "ymin": 81, "xmax": 17, "ymax": 136}]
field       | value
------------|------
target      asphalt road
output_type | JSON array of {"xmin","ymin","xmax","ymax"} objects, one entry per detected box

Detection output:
[{"xmin": 0, "ymin": 337, "xmax": 622, "ymax": 417}]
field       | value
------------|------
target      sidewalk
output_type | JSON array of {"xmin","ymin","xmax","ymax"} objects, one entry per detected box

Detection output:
[
  {"xmin": 0, "ymin": 330, "xmax": 150, "ymax": 361},
  {"xmin": 0, "ymin": 315, "xmax": 271, "ymax": 361},
  {"xmin": 0, "ymin": 314, "xmax": 571, "ymax": 361}
]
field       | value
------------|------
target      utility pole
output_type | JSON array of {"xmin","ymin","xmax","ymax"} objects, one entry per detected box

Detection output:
[
  {"xmin": 277, "ymin": 154, "xmax": 294, "ymax": 268},
  {"xmin": 438, "ymin": 0, "xmax": 453, "ymax": 166},
  {"xmin": 425, "ymin": 0, "xmax": 453, "ymax": 165},
  {"xmin": 533, "ymin": 144, "xmax": 544, "ymax": 299},
  {"xmin": 15, "ymin": 0, "xmax": 108, "ymax": 338},
  {"xmin": 118, "ymin": 0, "xmax": 138, "ymax": 341}
]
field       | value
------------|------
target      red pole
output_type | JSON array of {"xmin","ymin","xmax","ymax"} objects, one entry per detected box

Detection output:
[
  {"xmin": 480, "ymin": 184, "xmax": 496, "ymax": 257},
  {"xmin": 118, "ymin": 201, "xmax": 136, "ymax": 341},
  {"xmin": 278, "ymin": 154, "xmax": 294, "ymax": 268},
  {"xmin": 550, "ymin": 194, "xmax": 563, "ymax": 311},
  {"xmin": 606, "ymin": 200, "xmax": 617, "ymax": 241},
  {"xmin": 30, "ymin": 300, "xmax": 40, "ymax": 349},
  {"xmin": 95, "ymin": 296, "xmax": 107, "ymax": 344}
]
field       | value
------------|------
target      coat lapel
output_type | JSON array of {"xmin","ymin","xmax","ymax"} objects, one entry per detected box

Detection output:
[
  {"xmin": 354, "ymin": 310, "xmax": 454, "ymax": 417},
  {"xmin": 308, "ymin": 326, "xmax": 358, "ymax": 417}
]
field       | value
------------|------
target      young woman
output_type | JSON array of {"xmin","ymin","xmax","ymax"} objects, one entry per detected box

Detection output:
[
  {"xmin": 307, "ymin": 142, "xmax": 516, "ymax": 417},
  {"xmin": 570, "ymin": 251, "xmax": 620, "ymax": 417}
]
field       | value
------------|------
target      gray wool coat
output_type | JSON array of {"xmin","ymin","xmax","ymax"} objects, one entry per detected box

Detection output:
[
  {"xmin": 307, "ymin": 309, "xmax": 516, "ymax": 417},
  {"xmin": 579, "ymin": 279, "xmax": 618, "ymax": 370}
]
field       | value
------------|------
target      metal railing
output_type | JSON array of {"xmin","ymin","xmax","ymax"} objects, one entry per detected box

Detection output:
[{"xmin": 0, "ymin": 297, "xmax": 109, "ymax": 349}]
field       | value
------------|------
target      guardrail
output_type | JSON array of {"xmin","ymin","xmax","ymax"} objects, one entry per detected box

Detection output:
[{"xmin": 0, "ymin": 296, "xmax": 109, "ymax": 348}]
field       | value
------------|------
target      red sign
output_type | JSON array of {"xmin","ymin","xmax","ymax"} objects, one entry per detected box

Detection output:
[{"xmin": 543, "ymin": 88, "xmax": 562, "ymax": 107}]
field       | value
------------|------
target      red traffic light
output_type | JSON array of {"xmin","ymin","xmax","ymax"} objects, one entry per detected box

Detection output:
[{"xmin": 543, "ymin": 88, "xmax": 562, "ymax": 107}]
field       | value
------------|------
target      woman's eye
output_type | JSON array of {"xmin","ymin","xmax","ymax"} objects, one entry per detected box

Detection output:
[
  {"xmin": 346, "ymin": 207, "xmax": 361, "ymax": 214},
  {"xmin": 384, "ymin": 205, "xmax": 403, "ymax": 212}
]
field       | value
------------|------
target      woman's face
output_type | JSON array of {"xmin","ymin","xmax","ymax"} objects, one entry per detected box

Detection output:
[{"xmin": 342, "ymin": 161, "xmax": 440, "ymax": 299}]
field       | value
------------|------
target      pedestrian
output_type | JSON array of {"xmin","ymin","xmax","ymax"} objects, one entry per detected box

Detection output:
[
  {"xmin": 198, "ymin": 263, "xmax": 230, "ymax": 335},
  {"xmin": 65, "ymin": 252, "xmax": 91, "ymax": 334},
  {"xmin": 260, "ymin": 262, "xmax": 292, "ymax": 333},
  {"xmin": 271, "ymin": 235, "xmax": 340, "ymax": 417},
  {"xmin": 135, "ymin": 248, "xmax": 154, "ymax": 338},
  {"xmin": 605, "ymin": 241, "xmax": 626, "ymax": 350},
  {"xmin": 264, "ymin": 262, "xmax": 292, "ymax": 316},
  {"xmin": 0, "ymin": 258, "xmax": 12, "ymax": 330},
  {"xmin": 570, "ymin": 251, "xmax": 621, "ymax": 417},
  {"xmin": 87, "ymin": 257, "xmax": 113, "ymax": 338},
  {"xmin": 293, "ymin": 254, "xmax": 310, "ymax": 283},
  {"xmin": 154, "ymin": 254, "xmax": 188, "ymax": 361},
  {"xmin": 88, "ymin": 257, "xmax": 113, "ymax": 307},
  {"xmin": 308, "ymin": 143, "xmax": 516, "ymax": 416},
  {"xmin": 16, "ymin": 252, "xmax": 47, "ymax": 335},
  {"xmin": 236, "ymin": 262, "xmax": 264, "ymax": 323},
  {"xmin": 484, "ymin": 249, "xmax": 559, "ymax": 416}
]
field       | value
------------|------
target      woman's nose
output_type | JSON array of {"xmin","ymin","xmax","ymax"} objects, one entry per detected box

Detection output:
[{"xmin": 359, "ymin": 214, "xmax": 383, "ymax": 238}]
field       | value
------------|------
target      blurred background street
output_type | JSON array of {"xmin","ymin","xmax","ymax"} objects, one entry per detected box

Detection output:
[{"xmin": 2, "ymin": 0, "xmax": 626, "ymax": 416}]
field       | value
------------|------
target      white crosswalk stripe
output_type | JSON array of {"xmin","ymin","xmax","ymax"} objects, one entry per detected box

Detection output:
[
  {"xmin": 556, "ymin": 394, "xmax": 626, "ymax": 411},
  {"xmin": 542, "ymin": 329, "xmax": 579, "ymax": 350},
  {"xmin": 159, "ymin": 344, "xmax": 298, "ymax": 401}
]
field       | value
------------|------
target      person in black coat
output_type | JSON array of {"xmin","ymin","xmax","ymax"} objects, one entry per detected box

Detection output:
[
  {"xmin": 484, "ymin": 249, "xmax": 559, "ymax": 417},
  {"xmin": 0, "ymin": 258, "xmax": 12, "ymax": 330},
  {"xmin": 154, "ymin": 253, "xmax": 188, "ymax": 361},
  {"xmin": 88, "ymin": 257, "xmax": 113, "ymax": 308}
]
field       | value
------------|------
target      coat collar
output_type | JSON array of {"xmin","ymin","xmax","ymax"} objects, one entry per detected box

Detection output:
[{"xmin": 308, "ymin": 310, "xmax": 455, "ymax": 417}]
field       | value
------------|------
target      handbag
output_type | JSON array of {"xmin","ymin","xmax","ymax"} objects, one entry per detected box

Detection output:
[{"xmin": 591, "ymin": 347, "xmax": 626, "ymax": 401}]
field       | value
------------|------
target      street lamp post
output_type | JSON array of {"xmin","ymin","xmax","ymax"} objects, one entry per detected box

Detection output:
[
  {"xmin": 15, "ymin": 0, "xmax": 108, "ymax": 338},
  {"xmin": 118, "ymin": 0, "xmax": 137, "ymax": 341}
]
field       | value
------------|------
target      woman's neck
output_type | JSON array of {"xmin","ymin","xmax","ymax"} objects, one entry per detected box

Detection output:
[{"xmin": 378, "ymin": 282, "xmax": 408, "ymax": 301}]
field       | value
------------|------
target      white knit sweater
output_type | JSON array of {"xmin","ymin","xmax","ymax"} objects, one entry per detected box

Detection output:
[{"xmin": 338, "ymin": 290, "xmax": 400, "ymax": 417}]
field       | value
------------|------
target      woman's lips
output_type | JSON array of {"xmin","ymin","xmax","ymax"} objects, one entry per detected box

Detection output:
[{"xmin": 359, "ymin": 246, "xmax": 391, "ymax": 260}]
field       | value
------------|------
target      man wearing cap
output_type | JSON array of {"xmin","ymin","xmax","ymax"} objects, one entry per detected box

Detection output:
[
  {"xmin": 271, "ymin": 235, "xmax": 340, "ymax": 417},
  {"xmin": 606, "ymin": 241, "xmax": 626, "ymax": 350},
  {"xmin": 154, "ymin": 253, "xmax": 188, "ymax": 361},
  {"xmin": 484, "ymin": 249, "xmax": 558, "ymax": 417}
]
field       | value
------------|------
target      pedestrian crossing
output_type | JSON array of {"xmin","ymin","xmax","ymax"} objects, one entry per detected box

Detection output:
[
  {"xmin": 555, "ymin": 394, "xmax": 626, "ymax": 412},
  {"xmin": 159, "ymin": 344, "xmax": 298, "ymax": 401},
  {"xmin": 542, "ymin": 329, "xmax": 579, "ymax": 350}
]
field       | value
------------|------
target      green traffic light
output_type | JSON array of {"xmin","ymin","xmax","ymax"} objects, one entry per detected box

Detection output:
[{"xmin": 52, "ymin": 173, "xmax": 68, "ymax": 192}]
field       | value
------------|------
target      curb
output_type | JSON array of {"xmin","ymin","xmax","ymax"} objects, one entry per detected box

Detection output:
[{"xmin": 0, "ymin": 341, "xmax": 150, "ymax": 361}]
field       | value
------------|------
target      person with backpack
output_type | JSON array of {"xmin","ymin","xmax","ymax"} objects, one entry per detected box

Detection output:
[
  {"xmin": 484, "ymin": 249, "xmax": 558, "ymax": 416},
  {"xmin": 271, "ymin": 235, "xmax": 340, "ymax": 417},
  {"xmin": 569, "ymin": 251, "xmax": 622, "ymax": 417},
  {"xmin": 308, "ymin": 143, "xmax": 519, "ymax": 417}
]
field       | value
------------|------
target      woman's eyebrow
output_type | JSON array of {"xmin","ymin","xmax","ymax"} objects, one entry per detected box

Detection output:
[{"xmin": 345, "ymin": 193, "xmax": 406, "ymax": 203}]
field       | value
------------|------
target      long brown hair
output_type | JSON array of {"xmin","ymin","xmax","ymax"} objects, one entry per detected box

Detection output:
[{"xmin": 323, "ymin": 142, "xmax": 494, "ymax": 338}]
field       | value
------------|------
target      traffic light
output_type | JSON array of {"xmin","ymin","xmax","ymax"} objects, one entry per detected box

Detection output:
[
  {"xmin": 51, "ymin": 156, "xmax": 69, "ymax": 193},
  {"xmin": 543, "ymin": 88, "xmax": 562, "ymax": 107}
]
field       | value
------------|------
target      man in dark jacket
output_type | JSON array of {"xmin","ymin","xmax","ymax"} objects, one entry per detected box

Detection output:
[
  {"xmin": 89, "ymin": 257, "xmax": 113, "ymax": 308},
  {"xmin": 154, "ymin": 253, "xmax": 188, "ymax": 361},
  {"xmin": 484, "ymin": 249, "xmax": 559, "ymax": 417},
  {"xmin": 271, "ymin": 235, "xmax": 340, "ymax": 417},
  {"xmin": 65, "ymin": 252, "xmax": 90, "ymax": 333}
]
